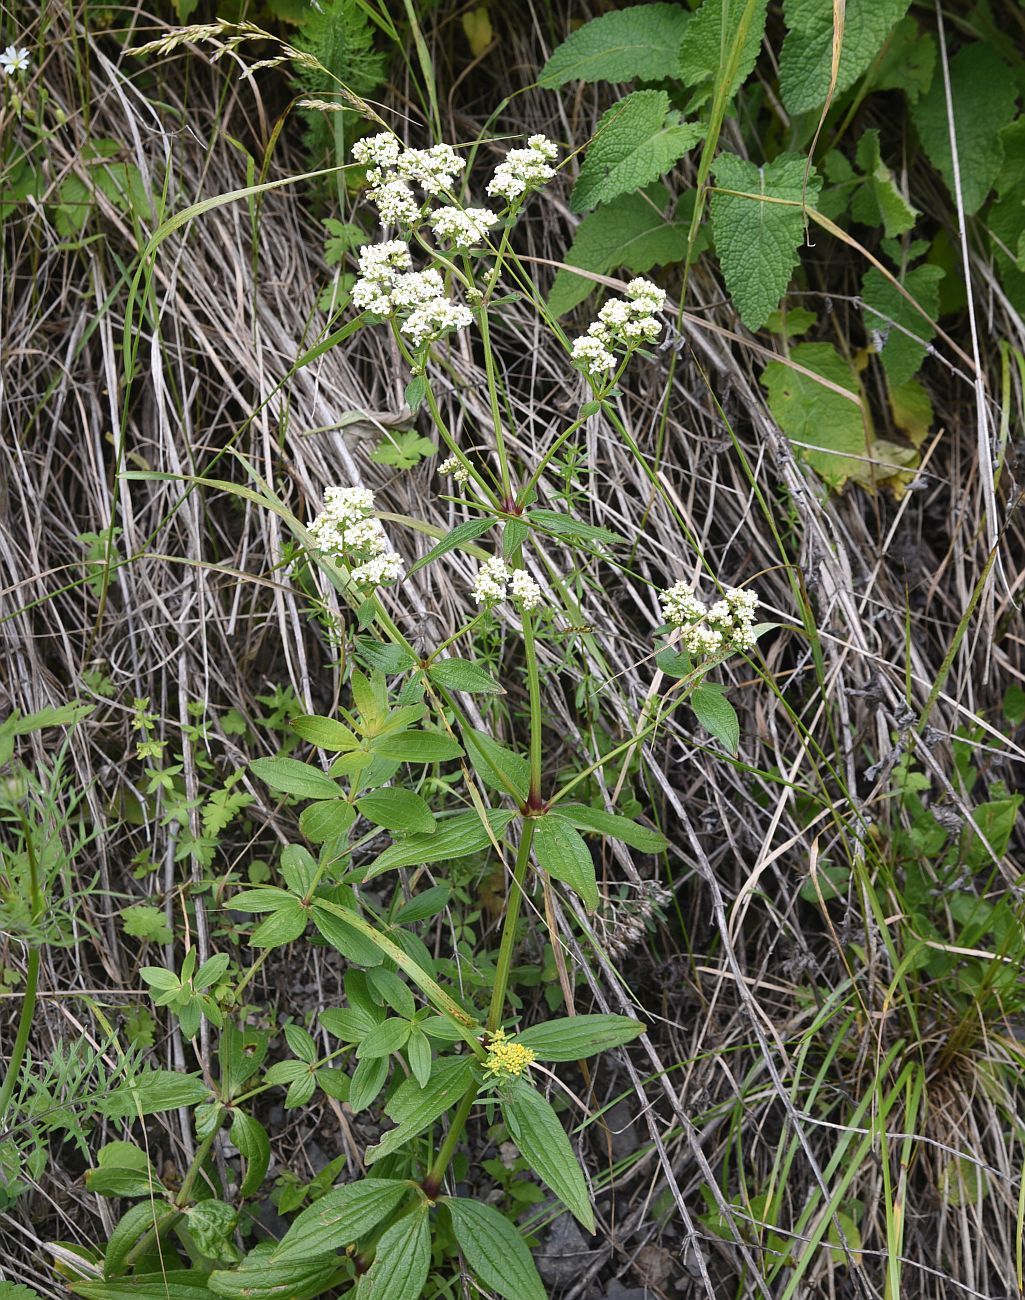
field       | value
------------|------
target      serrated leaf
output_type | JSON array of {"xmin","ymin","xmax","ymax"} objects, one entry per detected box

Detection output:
[
  {"xmin": 354, "ymin": 1206, "xmax": 430, "ymax": 1300},
  {"xmin": 366, "ymin": 1057, "xmax": 475, "ymax": 1164},
  {"xmin": 513, "ymin": 1014, "xmax": 645, "ymax": 1061},
  {"xmin": 408, "ymin": 517, "xmax": 494, "ymax": 576},
  {"xmin": 250, "ymin": 756, "xmax": 342, "ymax": 801},
  {"xmin": 427, "ymin": 658, "xmax": 504, "ymax": 695},
  {"xmin": 690, "ymin": 684, "xmax": 741, "ymax": 754},
  {"xmin": 532, "ymin": 815, "xmax": 598, "ymax": 911},
  {"xmin": 761, "ymin": 343, "xmax": 868, "ymax": 489},
  {"xmin": 779, "ymin": 0, "xmax": 911, "ymax": 114},
  {"xmin": 503, "ymin": 1079, "xmax": 595, "ymax": 1231},
  {"xmin": 679, "ymin": 0, "xmax": 769, "ymax": 100},
  {"xmin": 549, "ymin": 191, "xmax": 692, "ymax": 317},
  {"xmin": 445, "ymin": 1197, "xmax": 547, "ymax": 1300},
  {"xmin": 273, "ymin": 1179, "xmax": 410, "ymax": 1262},
  {"xmin": 365, "ymin": 809, "xmax": 516, "ymax": 877},
  {"xmin": 538, "ymin": 3, "xmax": 690, "ymax": 87},
  {"xmin": 868, "ymin": 16, "xmax": 935, "ymax": 101},
  {"xmin": 208, "ymin": 1249, "xmax": 340, "ymax": 1300},
  {"xmin": 710, "ymin": 152, "xmax": 820, "ymax": 331},
  {"xmin": 557, "ymin": 804, "xmax": 667, "ymax": 853},
  {"xmin": 862, "ymin": 264, "xmax": 943, "ymax": 386},
  {"xmin": 911, "ymin": 42, "xmax": 1019, "ymax": 215},
  {"xmin": 357, "ymin": 787, "xmax": 436, "ymax": 834},
  {"xmin": 571, "ymin": 91, "xmax": 704, "ymax": 212},
  {"xmin": 372, "ymin": 731, "xmax": 463, "ymax": 762}
]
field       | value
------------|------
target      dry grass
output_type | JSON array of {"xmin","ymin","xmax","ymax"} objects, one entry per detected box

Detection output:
[{"xmin": 2, "ymin": 4, "xmax": 1025, "ymax": 1297}]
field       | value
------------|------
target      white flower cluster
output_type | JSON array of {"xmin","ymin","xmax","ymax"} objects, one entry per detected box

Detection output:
[
  {"xmin": 487, "ymin": 134, "xmax": 559, "ymax": 203},
  {"xmin": 470, "ymin": 557, "xmax": 543, "ymax": 611},
  {"xmin": 0, "ymin": 45, "xmax": 30, "ymax": 76},
  {"xmin": 352, "ymin": 133, "xmax": 465, "ymax": 228},
  {"xmin": 351, "ymin": 242, "xmax": 472, "ymax": 350},
  {"xmin": 428, "ymin": 205, "xmax": 499, "ymax": 249},
  {"xmin": 660, "ymin": 583, "xmax": 758, "ymax": 656},
  {"xmin": 439, "ymin": 455, "xmax": 470, "ymax": 485},
  {"xmin": 307, "ymin": 486, "xmax": 404, "ymax": 590},
  {"xmin": 571, "ymin": 278, "xmax": 667, "ymax": 378}
]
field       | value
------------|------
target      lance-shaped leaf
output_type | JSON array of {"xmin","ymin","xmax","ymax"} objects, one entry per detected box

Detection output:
[
  {"xmin": 513, "ymin": 1014, "xmax": 645, "ymax": 1061},
  {"xmin": 532, "ymin": 814, "xmax": 599, "ymax": 911},
  {"xmin": 272, "ymin": 1179, "xmax": 411, "ymax": 1262},
  {"xmin": 444, "ymin": 1197, "xmax": 547, "ymax": 1300},
  {"xmin": 503, "ymin": 1079, "xmax": 595, "ymax": 1231}
]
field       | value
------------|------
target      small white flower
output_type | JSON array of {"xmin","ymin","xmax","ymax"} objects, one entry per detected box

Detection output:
[
  {"xmin": 439, "ymin": 455, "xmax": 470, "ymax": 485},
  {"xmin": 681, "ymin": 623, "xmax": 723, "ymax": 656},
  {"xmin": 487, "ymin": 134, "xmax": 558, "ymax": 204},
  {"xmin": 0, "ymin": 45, "xmax": 30, "ymax": 76},
  {"xmin": 510, "ymin": 568, "xmax": 543, "ymax": 612},
  {"xmin": 353, "ymin": 132, "xmax": 402, "ymax": 174},
  {"xmin": 400, "ymin": 297, "xmax": 473, "ymax": 349},
  {"xmin": 308, "ymin": 486, "xmax": 403, "ymax": 590},
  {"xmin": 571, "ymin": 335, "xmax": 616, "ymax": 377},
  {"xmin": 428, "ymin": 205, "xmax": 499, "ymax": 249},
  {"xmin": 352, "ymin": 241, "xmax": 413, "ymax": 314},
  {"xmin": 626, "ymin": 277, "xmax": 666, "ymax": 313},
  {"xmin": 350, "ymin": 551, "xmax": 404, "ymax": 587},
  {"xmin": 368, "ymin": 177, "xmax": 420, "ymax": 226},
  {"xmin": 398, "ymin": 143, "xmax": 465, "ymax": 195},
  {"xmin": 471, "ymin": 556, "xmax": 511, "ymax": 605},
  {"xmin": 660, "ymin": 582, "xmax": 706, "ymax": 628},
  {"xmin": 660, "ymin": 580, "xmax": 759, "ymax": 657},
  {"xmin": 388, "ymin": 268, "xmax": 446, "ymax": 311}
]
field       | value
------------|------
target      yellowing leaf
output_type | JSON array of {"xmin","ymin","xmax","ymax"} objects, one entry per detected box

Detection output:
[{"xmin": 461, "ymin": 6, "xmax": 493, "ymax": 58}]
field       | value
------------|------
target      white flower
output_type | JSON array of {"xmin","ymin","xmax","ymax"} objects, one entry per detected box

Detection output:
[
  {"xmin": 660, "ymin": 582, "xmax": 706, "ymax": 628},
  {"xmin": 428, "ymin": 205, "xmax": 499, "ymax": 249},
  {"xmin": 397, "ymin": 143, "xmax": 464, "ymax": 195},
  {"xmin": 351, "ymin": 240, "xmax": 413, "ymax": 314},
  {"xmin": 352, "ymin": 132, "xmax": 403, "ymax": 176},
  {"xmin": 367, "ymin": 177, "xmax": 420, "ymax": 226},
  {"xmin": 471, "ymin": 556, "xmax": 511, "ymax": 605},
  {"xmin": 400, "ymin": 297, "xmax": 473, "ymax": 349},
  {"xmin": 350, "ymin": 551, "xmax": 404, "ymax": 587},
  {"xmin": 681, "ymin": 624, "xmax": 723, "ymax": 656},
  {"xmin": 308, "ymin": 486, "xmax": 403, "ymax": 590},
  {"xmin": 571, "ymin": 335, "xmax": 616, "ymax": 377},
  {"xmin": 388, "ymin": 268, "xmax": 446, "ymax": 311},
  {"xmin": 322, "ymin": 485, "xmax": 376, "ymax": 522},
  {"xmin": 439, "ymin": 455, "xmax": 470, "ymax": 485},
  {"xmin": 660, "ymin": 580, "xmax": 759, "ymax": 657},
  {"xmin": 487, "ymin": 134, "xmax": 558, "ymax": 204},
  {"xmin": 626, "ymin": 277, "xmax": 666, "ymax": 313},
  {"xmin": 510, "ymin": 568, "xmax": 543, "ymax": 611},
  {"xmin": 0, "ymin": 46, "xmax": 30, "ymax": 76}
]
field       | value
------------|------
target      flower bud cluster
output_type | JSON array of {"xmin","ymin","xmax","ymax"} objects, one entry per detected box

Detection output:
[
  {"xmin": 351, "ymin": 243, "xmax": 472, "ymax": 350},
  {"xmin": 470, "ymin": 557, "xmax": 543, "ymax": 611},
  {"xmin": 427, "ymin": 205, "xmax": 499, "ymax": 249},
  {"xmin": 307, "ymin": 486, "xmax": 404, "ymax": 590},
  {"xmin": 487, "ymin": 134, "xmax": 559, "ymax": 203},
  {"xmin": 571, "ymin": 278, "xmax": 666, "ymax": 379},
  {"xmin": 352, "ymin": 133, "xmax": 466, "ymax": 228},
  {"xmin": 438, "ymin": 455, "xmax": 470, "ymax": 485},
  {"xmin": 660, "ymin": 583, "xmax": 758, "ymax": 656}
]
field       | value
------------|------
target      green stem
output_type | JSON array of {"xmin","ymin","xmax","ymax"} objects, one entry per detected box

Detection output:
[
  {"xmin": 522, "ymin": 612, "xmax": 543, "ymax": 802},
  {"xmin": 423, "ymin": 1082, "xmax": 477, "ymax": 1195},
  {"xmin": 476, "ymin": 307, "xmax": 512, "ymax": 504},
  {"xmin": 486, "ymin": 821, "xmax": 535, "ymax": 1033},
  {"xmin": 0, "ymin": 946, "xmax": 40, "ymax": 1122}
]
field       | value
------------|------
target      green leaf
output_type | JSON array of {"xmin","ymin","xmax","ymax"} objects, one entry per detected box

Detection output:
[
  {"xmin": 406, "ymin": 1028, "xmax": 432, "ymax": 1087},
  {"xmin": 549, "ymin": 191, "xmax": 692, "ymax": 317},
  {"xmin": 86, "ymin": 1142, "xmax": 162, "ymax": 1199},
  {"xmin": 538, "ymin": 3, "xmax": 690, "ymax": 87},
  {"xmin": 392, "ymin": 884, "xmax": 452, "ymax": 924},
  {"xmin": 868, "ymin": 16, "xmax": 935, "ymax": 101},
  {"xmin": 779, "ymin": 0, "xmax": 911, "ymax": 114},
  {"xmin": 427, "ymin": 658, "xmax": 504, "ymax": 695},
  {"xmin": 365, "ymin": 809, "xmax": 516, "ymax": 877},
  {"xmin": 503, "ymin": 1079, "xmax": 595, "ymax": 1231},
  {"xmin": 208, "ymin": 1248, "xmax": 340, "ymax": 1300},
  {"xmin": 760, "ymin": 342, "xmax": 867, "ymax": 489},
  {"xmin": 354, "ymin": 637, "xmax": 417, "ymax": 674},
  {"xmin": 185, "ymin": 1200, "xmax": 238, "ymax": 1261},
  {"xmin": 357, "ymin": 1017, "xmax": 412, "ymax": 1059},
  {"xmin": 532, "ymin": 815, "xmax": 599, "ymax": 911},
  {"xmin": 557, "ymin": 804, "xmax": 667, "ymax": 853},
  {"xmin": 100, "ymin": 1071, "xmax": 210, "ymax": 1120},
  {"xmin": 354, "ymin": 1206, "xmax": 430, "ymax": 1300},
  {"xmin": 372, "ymin": 731, "xmax": 463, "ymax": 762},
  {"xmin": 320, "ymin": 1004, "xmax": 382, "ymax": 1042},
  {"xmin": 513, "ymin": 1014, "xmax": 645, "ymax": 1061},
  {"xmin": 464, "ymin": 728, "xmax": 530, "ymax": 802},
  {"xmin": 250, "ymin": 757, "xmax": 342, "ymax": 801},
  {"xmin": 72, "ymin": 1274, "xmax": 211, "ymax": 1300},
  {"xmin": 121, "ymin": 905, "xmax": 173, "ymax": 945},
  {"xmin": 249, "ymin": 899, "xmax": 308, "ymax": 948},
  {"xmin": 230, "ymin": 1111, "xmax": 270, "ymax": 1198},
  {"xmin": 227, "ymin": 887, "xmax": 292, "ymax": 913},
  {"xmin": 571, "ymin": 91, "xmax": 704, "ymax": 212},
  {"xmin": 408, "ymin": 517, "xmax": 494, "ymax": 576},
  {"xmin": 710, "ymin": 152, "xmax": 821, "ymax": 331},
  {"xmin": 273, "ymin": 1179, "xmax": 410, "ymax": 1262},
  {"xmin": 311, "ymin": 902, "xmax": 384, "ymax": 966},
  {"xmin": 105, "ymin": 1201, "xmax": 177, "ymax": 1276},
  {"xmin": 371, "ymin": 430, "xmax": 436, "ymax": 470},
  {"xmin": 679, "ymin": 0, "xmax": 769, "ymax": 100},
  {"xmin": 690, "ymin": 683, "xmax": 741, "ymax": 754},
  {"xmin": 366, "ymin": 1057, "xmax": 476, "ymax": 1164},
  {"xmin": 349, "ymin": 1054, "xmax": 390, "ymax": 1113},
  {"xmin": 529, "ymin": 509, "xmax": 624, "ymax": 550},
  {"xmin": 911, "ymin": 43, "xmax": 1019, "ymax": 215},
  {"xmin": 445, "ymin": 1197, "xmax": 547, "ymax": 1300},
  {"xmin": 850, "ymin": 130, "xmax": 918, "ymax": 238},
  {"xmin": 862, "ymin": 263, "xmax": 943, "ymax": 386},
  {"xmin": 299, "ymin": 799, "xmax": 357, "ymax": 844},
  {"xmin": 289, "ymin": 715, "xmax": 360, "ymax": 751},
  {"xmin": 357, "ymin": 787, "xmax": 437, "ymax": 834}
]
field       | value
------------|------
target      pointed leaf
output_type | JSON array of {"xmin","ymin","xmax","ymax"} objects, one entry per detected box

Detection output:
[
  {"xmin": 532, "ymin": 815, "xmax": 599, "ymax": 911},
  {"xmin": 354, "ymin": 1206, "xmax": 430, "ymax": 1300},
  {"xmin": 513, "ymin": 1014, "xmax": 645, "ymax": 1061},
  {"xmin": 365, "ymin": 809, "xmax": 516, "ymax": 877},
  {"xmin": 557, "ymin": 804, "xmax": 666, "ymax": 853},
  {"xmin": 273, "ymin": 1179, "xmax": 411, "ymax": 1262},
  {"xmin": 250, "ymin": 757, "xmax": 342, "ymax": 801},
  {"xmin": 503, "ymin": 1079, "xmax": 595, "ymax": 1231},
  {"xmin": 445, "ymin": 1197, "xmax": 547, "ymax": 1300}
]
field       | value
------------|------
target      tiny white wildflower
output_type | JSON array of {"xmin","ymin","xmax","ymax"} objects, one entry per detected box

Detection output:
[
  {"xmin": 660, "ymin": 580, "xmax": 759, "ymax": 657},
  {"xmin": 401, "ymin": 297, "xmax": 473, "ymax": 349},
  {"xmin": 398, "ymin": 143, "xmax": 464, "ymax": 195},
  {"xmin": 571, "ymin": 335, "xmax": 616, "ymax": 376},
  {"xmin": 510, "ymin": 568, "xmax": 543, "ymax": 611},
  {"xmin": 388, "ymin": 268, "xmax": 446, "ymax": 311},
  {"xmin": 0, "ymin": 45, "xmax": 30, "ymax": 76},
  {"xmin": 681, "ymin": 623, "xmax": 724, "ymax": 656},
  {"xmin": 660, "ymin": 582, "xmax": 706, "ymax": 628},
  {"xmin": 352, "ymin": 132, "xmax": 402, "ymax": 175},
  {"xmin": 439, "ymin": 455, "xmax": 470, "ymax": 485},
  {"xmin": 487, "ymin": 134, "xmax": 558, "ymax": 204},
  {"xmin": 626, "ymin": 277, "xmax": 666, "ymax": 313},
  {"xmin": 368, "ymin": 177, "xmax": 420, "ymax": 226},
  {"xmin": 308, "ymin": 486, "xmax": 403, "ymax": 590},
  {"xmin": 350, "ymin": 551, "xmax": 404, "ymax": 587},
  {"xmin": 351, "ymin": 240, "xmax": 413, "ymax": 314},
  {"xmin": 471, "ymin": 556, "xmax": 511, "ymax": 605},
  {"xmin": 428, "ymin": 205, "xmax": 499, "ymax": 249}
]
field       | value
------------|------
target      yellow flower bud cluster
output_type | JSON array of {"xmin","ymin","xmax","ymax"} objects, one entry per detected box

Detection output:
[{"xmin": 482, "ymin": 1028, "xmax": 535, "ymax": 1079}]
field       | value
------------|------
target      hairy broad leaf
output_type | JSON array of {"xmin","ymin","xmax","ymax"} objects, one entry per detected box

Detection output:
[
  {"xmin": 445, "ymin": 1197, "xmax": 547, "ymax": 1300},
  {"xmin": 571, "ymin": 91, "xmax": 703, "ymax": 212},
  {"xmin": 911, "ymin": 43, "xmax": 1019, "ymax": 216},
  {"xmin": 354, "ymin": 1206, "xmax": 430, "ymax": 1300},
  {"xmin": 366, "ymin": 1057, "xmax": 476, "ymax": 1164},
  {"xmin": 532, "ymin": 814, "xmax": 599, "ymax": 911},
  {"xmin": 273, "ymin": 1179, "xmax": 410, "ymax": 1261},
  {"xmin": 862, "ymin": 264, "xmax": 943, "ymax": 386},
  {"xmin": 868, "ymin": 16, "xmax": 935, "ymax": 100},
  {"xmin": 557, "ymin": 804, "xmax": 667, "ymax": 853},
  {"xmin": 365, "ymin": 809, "xmax": 516, "ymax": 876},
  {"xmin": 710, "ymin": 152, "xmax": 820, "ymax": 331},
  {"xmin": 549, "ymin": 191, "xmax": 691, "ymax": 317},
  {"xmin": 503, "ymin": 1079, "xmax": 595, "ymax": 1231},
  {"xmin": 538, "ymin": 3, "xmax": 690, "ymax": 87},
  {"xmin": 208, "ymin": 1248, "xmax": 340, "ymax": 1299},
  {"xmin": 357, "ymin": 786, "xmax": 436, "ymax": 834},
  {"xmin": 691, "ymin": 683, "xmax": 741, "ymax": 754},
  {"xmin": 679, "ymin": 0, "xmax": 769, "ymax": 99},
  {"xmin": 250, "ymin": 756, "xmax": 342, "ymax": 801},
  {"xmin": 513, "ymin": 1014, "xmax": 645, "ymax": 1061},
  {"xmin": 427, "ymin": 658, "xmax": 504, "ymax": 695},
  {"xmin": 779, "ymin": 0, "xmax": 911, "ymax": 114}
]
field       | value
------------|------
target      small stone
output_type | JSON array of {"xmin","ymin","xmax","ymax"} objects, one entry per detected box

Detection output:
[{"xmin": 537, "ymin": 1214, "xmax": 597, "ymax": 1287}]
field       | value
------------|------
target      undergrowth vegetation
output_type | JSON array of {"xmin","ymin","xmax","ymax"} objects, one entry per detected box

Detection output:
[{"xmin": 2, "ymin": 1, "xmax": 1024, "ymax": 1297}]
